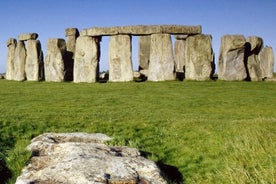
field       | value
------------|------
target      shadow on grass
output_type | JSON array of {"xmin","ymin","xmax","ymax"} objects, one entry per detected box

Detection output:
[
  {"xmin": 157, "ymin": 161, "xmax": 185, "ymax": 184},
  {"xmin": 0, "ymin": 154, "xmax": 12, "ymax": 183}
]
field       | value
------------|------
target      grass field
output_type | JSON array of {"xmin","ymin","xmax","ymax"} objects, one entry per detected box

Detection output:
[{"xmin": 0, "ymin": 79, "xmax": 275, "ymax": 183}]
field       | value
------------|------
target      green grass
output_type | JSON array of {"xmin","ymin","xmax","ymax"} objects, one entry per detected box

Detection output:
[{"xmin": 0, "ymin": 80, "xmax": 275, "ymax": 183}]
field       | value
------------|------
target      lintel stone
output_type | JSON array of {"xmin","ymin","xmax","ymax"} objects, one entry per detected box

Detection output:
[
  {"xmin": 81, "ymin": 25, "xmax": 202, "ymax": 36},
  {"xmin": 18, "ymin": 33, "xmax": 38, "ymax": 41}
]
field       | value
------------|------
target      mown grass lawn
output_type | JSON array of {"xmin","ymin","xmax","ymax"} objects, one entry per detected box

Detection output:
[{"xmin": 0, "ymin": 79, "xmax": 275, "ymax": 183}]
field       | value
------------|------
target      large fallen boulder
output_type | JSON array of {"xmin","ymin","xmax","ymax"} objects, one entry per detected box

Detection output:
[{"xmin": 15, "ymin": 133, "xmax": 166, "ymax": 184}]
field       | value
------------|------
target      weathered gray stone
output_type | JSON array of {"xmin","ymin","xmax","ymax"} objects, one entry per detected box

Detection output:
[
  {"xmin": 15, "ymin": 133, "xmax": 166, "ymax": 184},
  {"xmin": 259, "ymin": 46, "xmax": 274, "ymax": 79},
  {"xmin": 25, "ymin": 40, "xmax": 44, "ymax": 81},
  {"xmin": 245, "ymin": 36, "xmax": 263, "ymax": 81},
  {"xmin": 218, "ymin": 35, "xmax": 247, "ymax": 81},
  {"xmin": 65, "ymin": 28, "xmax": 80, "ymax": 81},
  {"xmin": 148, "ymin": 34, "xmax": 175, "ymax": 81},
  {"xmin": 13, "ymin": 41, "xmax": 26, "ymax": 81},
  {"xmin": 109, "ymin": 35, "xmax": 133, "ymax": 82},
  {"xmin": 18, "ymin": 33, "xmax": 38, "ymax": 41},
  {"xmin": 174, "ymin": 39, "xmax": 186, "ymax": 73},
  {"xmin": 74, "ymin": 36, "xmax": 100, "ymax": 83},
  {"xmin": 174, "ymin": 35, "xmax": 189, "ymax": 40},
  {"xmin": 138, "ymin": 35, "xmax": 151, "ymax": 70},
  {"xmin": 6, "ymin": 38, "xmax": 17, "ymax": 80},
  {"xmin": 184, "ymin": 34, "xmax": 214, "ymax": 80},
  {"xmin": 45, "ymin": 39, "xmax": 66, "ymax": 82},
  {"xmin": 81, "ymin": 25, "xmax": 202, "ymax": 36}
]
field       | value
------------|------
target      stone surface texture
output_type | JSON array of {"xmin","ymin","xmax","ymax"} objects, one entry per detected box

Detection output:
[
  {"xmin": 15, "ymin": 133, "xmax": 166, "ymax": 184},
  {"xmin": 6, "ymin": 38, "xmax": 17, "ymax": 80},
  {"xmin": 138, "ymin": 35, "xmax": 151, "ymax": 70},
  {"xmin": 218, "ymin": 35, "xmax": 247, "ymax": 81},
  {"xmin": 185, "ymin": 34, "xmax": 214, "ymax": 80},
  {"xmin": 259, "ymin": 46, "xmax": 274, "ymax": 79},
  {"xmin": 18, "ymin": 33, "xmax": 38, "ymax": 41},
  {"xmin": 45, "ymin": 39, "xmax": 66, "ymax": 82},
  {"xmin": 25, "ymin": 40, "xmax": 44, "ymax": 81},
  {"xmin": 174, "ymin": 38, "xmax": 186, "ymax": 73},
  {"xmin": 74, "ymin": 36, "xmax": 99, "ymax": 83},
  {"xmin": 13, "ymin": 41, "xmax": 27, "ymax": 81},
  {"xmin": 148, "ymin": 34, "xmax": 175, "ymax": 81},
  {"xmin": 245, "ymin": 36, "xmax": 263, "ymax": 81},
  {"xmin": 109, "ymin": 35, "xmax": 133, "ymax": 82},
  {"xmin": 81, "ymin": 25, "xmax": 202, "ymax": 36}
]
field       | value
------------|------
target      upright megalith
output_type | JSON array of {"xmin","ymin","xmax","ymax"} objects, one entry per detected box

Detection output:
[
  {"xmin": 138, "ymin": 35, "xmax": 151, "ymax": 70},
  {"xmin": 259, "ymin": 46, "xmax": 274, "ymax": 79},
  {"xmin": 25, "ymin": 40, "xmax": 44, "ymax": 81},
  {"xmin": 174, "ymin": 35, "xmax": 188, "ymax": 80},
  {"xmin": 245, "ymin": 36, "xmax": 263, "ymax": 81},
  {"xmin": 65, "ymin": 28, "xmax": 79, "ymax": 81},
  {"xmin": 6, "ymin": 38, "xmax": 17, "ymax": 80},
  {"xmin": 109, "ymin": 35, "xmax": 133, "ymax": 82},
  {"xmin": 74, "ymin": 36, "xmax": 100, "ymax": 83},
  {"xmin": 148, "ymin": 34, "xmax": 175, "ymax": 81},
  {"xmin": 45, "ymin": 39, "xmax": 66, "ymax": 82},
  {"xmin": 184, "ymin": 34, "xmax": 214, "ymax": 80},
  {"xmin": 218, "ymin": 35, "xmax": 247, "ymax": 81},
  {"xmin": 13, "ymin": 41, "xmax": 27, "ymax": 81}
]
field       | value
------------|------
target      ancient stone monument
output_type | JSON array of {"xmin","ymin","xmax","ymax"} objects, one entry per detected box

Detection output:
[
  {"xmin": 5, "ymin": 25, "xmax": 275, "ymax": 83},
  {"xmin": 45, "ymin": 39, "xmax": 66, "ymax": 82},
  {"xmin": 15, "ymin": 133, "xmax": 167, "ymax": 184}
]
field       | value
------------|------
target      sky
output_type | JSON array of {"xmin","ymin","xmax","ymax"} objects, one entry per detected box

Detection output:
[{"xmin": 0, "ymin": 0, "xmax": 275, "ymax": 73}]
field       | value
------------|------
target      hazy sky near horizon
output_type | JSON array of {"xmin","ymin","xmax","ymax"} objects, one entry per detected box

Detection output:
[{"xmin": 0, "ymin": 0, "xmax": 275, "ymax": 73}]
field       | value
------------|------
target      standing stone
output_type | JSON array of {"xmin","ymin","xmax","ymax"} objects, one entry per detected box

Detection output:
[
  {"xmin": 259, "ymin": 46, "xmax": 274, "ymax": 79},
  {"xmin": 74, "ymin": 36, "xmax": 100, "ymax": 83},
  {"xmin": 13, "ymin": 41, "xmax": 27, "ymax": 81},
  {"xmin": 65, "ymin": 28, "xmax": 79, "ymax": 81},
  {"xmin": 18, "ymin": 33, "xmax": 38, "ymax": 41},
  {"xmin": 6, "ymin": 38, "xmax": 17, "ymax": 80},
  {"xmin": 184, "ymin": 34, "xmax": 214, "ymax": 80},
  {"xmin": 245, "ymin": 36, "xmax": 263, "ymax": 81},
  {"xmin": 148, "ymin": 34, "xmax": 175, "ymax": 81},
  {"xmin": 218, "ymin": 35, "xmax": 247, "ymax": 81},
  {"xmin": 174, "ymin": 35, "xmax": 188, "ymax": 80},
  {"xmin": 25, "ymin": 40, "xmax": 44, "ymax": 81},
  {"xmin": 45, "ymin": 39, "xmax": 66, "ymax": 82},
  {"xmin": 138, "ymin": 35, "xmax": 151, "ymax": 70},
  {"xmin": 109, "ymin": 35, "xmax": 133, "ymax": 82}
]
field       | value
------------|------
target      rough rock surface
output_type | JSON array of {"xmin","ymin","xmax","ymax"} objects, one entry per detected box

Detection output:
[
  {"xmin": 185, "ymin": 34, "xmax": 214, "ymax": 80},
  {"xmin": 15, "ymin": 133, "xmax": 166, "ymax": 184},
  {"xmin": 18, "ymin": 33, "xmax": 38, "ymax": 41},
  {"xmin": 174, "ymin": 38, "xmax": 186, "ymax": 73},
  {"xmin": 148, "ymin": 34, "xmax": 175, "ymax": 81},
  {"xmin": 138, "ymin": 35, "xmax": 151, "ymax": 70},
  {"xmin": 245, "ymin": 36, "xmax": 263, "ymax": 81},
  {"xmin": 81, "ymin": 25, "xmax": 202, "ymax": 36},
  {"xmin": 74, "ymin": 36, "xmax": 100, "ymax": 83},
  {"xmin": 259, "ymin": 46, "xmax": 274, "ymax": 79},
  {"xmin": 25, "ymin": 40, "xmax": 44, "ymax": 81},
  {"xmin": 6, "ymin": 38, "xmax": 17, "ymax": 80},
  {"xmin": 13, "ymin": 41, "xmax": 27, "ymax": 81},
  {"xmin": 45, "ymin": 39, "xmax": 66, "ymax": 82},
  {"xmin": 218, "ymin": 35, "xmax": 247, "ymax": 81},
  {"xmin": 109, "ymin": 35, "xmax": 133, "ymax": 82}
]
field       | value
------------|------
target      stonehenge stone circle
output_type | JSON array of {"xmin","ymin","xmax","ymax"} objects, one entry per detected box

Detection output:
[
  {"xmin": 74, "ymin": 36, "xmax": 100, "ymax": 83},
  {"xmin": 109, "ymin": 35, "xmax": 133, "ymax": 82},
  {"xmin": 218, "ymin": 35, "xmax": 247, "ymax": 81},
  {"xmin": 185, "ymin": 34, "xmax": 214, "ymax": 80},
  {"xmin": 148, "ymin": 34, "xmax": 175, "ymax": 81},
  {"xmin": 5, "ymin": 25, "xmax": 275, "ymax": 83},
  {"xmin": 45, "ymin": 39, "xmax": 66, "ymax": 82},
  {"xmin": 6, "ymin": 38, "xmax": 17, "ymax": 80},
  {"xmin": 259, "ymin": 46, "xmax": 274, "ymax": 79},
  {"xmin": 25, "ymin": 40, "xmax": 44, "ymax": 81}
]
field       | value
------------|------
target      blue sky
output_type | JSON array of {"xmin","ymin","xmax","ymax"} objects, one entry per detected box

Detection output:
[{"xmin": 0, "ymin": 0, "xmax": 275, "ymax": 73}]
